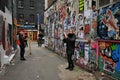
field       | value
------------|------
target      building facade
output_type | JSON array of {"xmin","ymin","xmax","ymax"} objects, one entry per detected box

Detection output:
[
  {"xmin": 0, "ymin": 0, "xmax": 17, "ymax": 68},
  {"xmin": 16, "ymin": 0, "xmax": 44, "ymax": 41}
]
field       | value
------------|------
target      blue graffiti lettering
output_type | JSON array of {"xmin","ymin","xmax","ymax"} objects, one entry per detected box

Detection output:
[
  {"xmin": 112, "ymin": 51, "xmax": 119, "ymax": 62},
  {"xmin": 112, "ymin": 44, "xmax": 120, "ymax": 71}
]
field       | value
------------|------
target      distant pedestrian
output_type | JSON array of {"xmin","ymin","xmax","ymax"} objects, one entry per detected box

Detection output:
[
  {"xmin": 38, "ymin": 31, "xmax": 44, "ymax": 47},
  {"xmin": 19, "ymin": 31, "xmax": 26, "ymax": 61},
  {"xmin": 63, "ymin": 28, "xmax": 76, "ymax": 71}
]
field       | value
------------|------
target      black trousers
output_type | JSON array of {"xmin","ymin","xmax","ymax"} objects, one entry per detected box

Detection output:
[
  {"xmin": 20, "ymin": 46, "xmax": 25, "ymax": 59},
  {"xmin": 67, "ymin": 51, "xmax": 74, "ymax": 68}
]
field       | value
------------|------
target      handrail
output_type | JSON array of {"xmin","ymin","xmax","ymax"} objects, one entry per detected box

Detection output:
[{"xmin": 97, "ymin": 39, "xmax": 120, "ymax": 43}]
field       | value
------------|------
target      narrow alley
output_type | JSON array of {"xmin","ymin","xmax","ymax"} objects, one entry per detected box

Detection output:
[
  {"xmin": 0, "ymin": 0, "xmax": 120, "ymax": 80},
  {"xmin": 0, "ymin": 42, "xmax": 96, "ymax": 80}
]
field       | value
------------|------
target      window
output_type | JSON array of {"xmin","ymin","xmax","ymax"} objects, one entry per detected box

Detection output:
[
  {"xmin": 29, "ymin": 14, "xmax": 34, "ymax": 23},
  {"xmin": 0, "ymin": 0, "xmax": 5, "ymax": 11},
  {"xmin": 99, "ymin": 0, "xmax": 110, "ymax": 7},
  {"xmin": 18, "ymin": 0, "xmax": 24, "ymax": 8},
  {"xmin": 18, "ymin": 14, "xmax": 24, "ymax": 23},
  {"xmin": 29, "ymin": 0, "xmax": 34, "ymax": 9},
  {"xmin": 113, "ymin": 0, "xmax": 118, "ymax": 2}
]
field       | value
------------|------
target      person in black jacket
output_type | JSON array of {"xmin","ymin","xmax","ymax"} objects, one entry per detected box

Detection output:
[
  {"xmin": 63, "ymin": 29, "xmax": 76, "ymax": 71},
  {"xmin": 19, "ymin": 31, "xmax": 26, "ymax": 61},
  {"xmin": 38, "ymin": 31, "xmax": 44, "ymax": 47}
]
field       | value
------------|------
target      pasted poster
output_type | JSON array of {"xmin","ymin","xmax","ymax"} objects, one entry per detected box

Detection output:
[
  {"xmin": 74, "ymin": 41, "xmax": 90, "ymax": 66},
  {"xmin": 91, "ymin": 0, "xmax": 97, "ymax": 40},
  {"xmin": 98, "ymin": 2, "xmax": 120, "ymax": 40},
  {"xmin": 84, "ymin": 0, "xmax": 91, "ymax": 10},
  {"xmin": 59, "ymin": 6, "xmax": 66, "ymax": 21}
]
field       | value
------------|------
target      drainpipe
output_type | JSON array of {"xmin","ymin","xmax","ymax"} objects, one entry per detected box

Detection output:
[
  {"xmin": 37, "ymin": 13, "xmax": 40, "ymax": 36},
  {"xmin": 11, "ymin": 0, "xmax": 14, "ymax": 47}
]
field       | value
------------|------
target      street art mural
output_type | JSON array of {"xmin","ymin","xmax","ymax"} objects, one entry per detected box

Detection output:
[
  {"xmin": 97, "ymin": 2, "xmax": 120, "ymax": 79},
  {"xmin": 98, "ymin": 41, "xmax": 120, "ymax": 79},
  {"xmin": 98, "ymin": 2, "xmax": 120, "ymax": 40}
]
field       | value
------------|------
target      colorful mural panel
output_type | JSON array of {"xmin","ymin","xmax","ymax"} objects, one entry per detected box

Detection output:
[
  {"xmin": 98, "ymin": 41, "xmax": 120, "ymax": 79},
  {"xmin": 98, "ymin": 2, "xmax": 120, "ymax": 40}
]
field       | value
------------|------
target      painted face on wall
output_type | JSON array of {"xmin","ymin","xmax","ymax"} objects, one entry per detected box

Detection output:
[
  {"xmin": 98, "ymin": 24, "xmax": 108, "ymax": 39},
  {"xmin": 101, "ymin": 47, "xmax": 112, "ymax": 58}
]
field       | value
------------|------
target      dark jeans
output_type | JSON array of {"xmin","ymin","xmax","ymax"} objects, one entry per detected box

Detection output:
[
  {"xmin": 67, "ymin": 51, "xmax": 74, "ymax": 68},
  {"xmin": 20, "ymin": 46, "xmax": 25, "ymax": 59}
]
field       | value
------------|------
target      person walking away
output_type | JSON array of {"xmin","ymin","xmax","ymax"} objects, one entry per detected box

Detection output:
[
  {"xmin": 19, "ymin": 31, "xmax": 26, "ymax": 61},
  {"xmin": 63, "ymin": 29, "xmax": 76, "ymax": 71},
  {"xmin": 38, "ymin": 32, "xmax": 44, "ymax": 47}
]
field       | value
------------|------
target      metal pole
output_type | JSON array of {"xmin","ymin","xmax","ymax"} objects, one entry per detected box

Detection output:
[
  {"xmin": 37, "ymin": 14, "xmax": 40, "ymax": 35},
  {"xmin": 29, "ymin": 38, "xmax": 32, "ymax": 55},
  {"xmin": 11, "ymin": 0, "xmax": 14, "ymax": 47},
  {"xmin": 29, "ymin": 32, "xmax": 32, "ymax": 55}
]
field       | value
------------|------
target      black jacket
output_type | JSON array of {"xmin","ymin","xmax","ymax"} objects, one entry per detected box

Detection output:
[
  {"xmin": 19, "ymin": 34, "xmax": 25, "ymax": 48},
  {"xmin": 38, "ymin": 33, "xmax": 44, "ymax": 39},
  {"xmin": 63, "ymin": 33, "xmax": 76, "ymax": 54}
]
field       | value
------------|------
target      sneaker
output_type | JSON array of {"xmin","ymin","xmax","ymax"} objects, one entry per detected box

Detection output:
[
  {"xmin": 21, "ymin": 58, "xmax": 26, "ymax": 61},
  {"xmin": 65, "ymin": 67, "xmax": 70, "ymax": 70},
  {"xmin": 69, "ymin": 68, "xmax": 73, "ymax": 71}
]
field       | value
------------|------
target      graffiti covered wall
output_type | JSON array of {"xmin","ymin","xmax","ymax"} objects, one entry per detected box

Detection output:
[{"xmin": 98, "ymin": 2, "xmax": 120, "ymax": 80}]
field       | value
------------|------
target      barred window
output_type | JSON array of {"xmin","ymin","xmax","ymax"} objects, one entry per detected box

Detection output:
[
  {"xmin": 29, "ymin": 0, "xmax": 34, "ymax": 9},
  {"xmin": 18, "ymin": 0, "xmax": 24, "ymax": 8},
  {"xmin": 99, "ymin": 0, "xmax": 110, "ymax": 7},
  {"xmin": 18, "ymin": 14, "xmax": 24, "ymax": 23}
]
